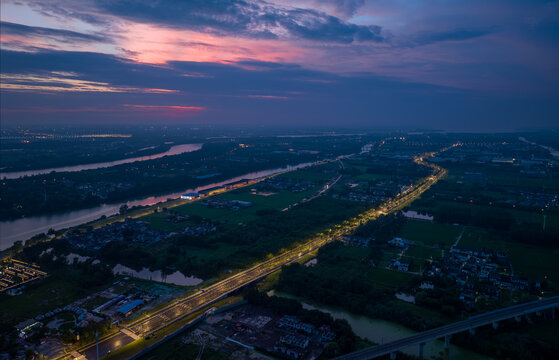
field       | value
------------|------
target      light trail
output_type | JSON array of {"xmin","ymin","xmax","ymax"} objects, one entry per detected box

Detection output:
[{"xmin": 63, "ymin": 146, "xmax": 452, "ymax": 360}]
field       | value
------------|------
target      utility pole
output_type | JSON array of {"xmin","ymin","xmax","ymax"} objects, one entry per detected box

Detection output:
[{"xmin": 96, "ymin": 331, "xmax": 99, "ymax": 360}]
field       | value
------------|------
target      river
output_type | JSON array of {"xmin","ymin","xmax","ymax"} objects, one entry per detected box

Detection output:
[
  {"xmin": 0, "ymin": 143, "xmax": 203, "ymax": 179},
  {"xmin": 268, "ymin": 290, "xmax": 491, "ymax": 360},
  {"xmin": 0, "ymin": 160, "xmax": 322, "ymax": 250}
]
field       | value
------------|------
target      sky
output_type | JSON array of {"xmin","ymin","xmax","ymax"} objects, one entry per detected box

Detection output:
[{"xmin": 1, "ymin": 0, "xmax": 558, "ymax": 130}]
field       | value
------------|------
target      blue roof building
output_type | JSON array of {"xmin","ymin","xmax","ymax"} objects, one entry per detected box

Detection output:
[{"xmin": 116, "ymin": 299, "xmax": 144, "ymax": 316}]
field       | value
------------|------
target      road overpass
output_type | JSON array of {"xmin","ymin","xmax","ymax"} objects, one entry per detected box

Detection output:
[{"xmin": 335, "ymin": 296, "xmax": 559, "ymax": 360}]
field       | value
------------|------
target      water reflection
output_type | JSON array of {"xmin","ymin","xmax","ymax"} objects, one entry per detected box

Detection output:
[
  {"xmin": 268, "ymin": 290, "xmax": 490, "ymax": 360},
  {"xmin": 0, "ymin": 143, "xmax": 203, "ymax": 179},
  {"xmin": 113, "ymin": 264, "xmax": 203, "ymax": 286},
  {"xmin": 0, "ymin": 159, "xmax": 322, "ymax": 250}
]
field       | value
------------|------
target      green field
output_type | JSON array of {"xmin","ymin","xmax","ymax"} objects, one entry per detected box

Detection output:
[
  {"xmin": 353, "ymin": 173, "xmax": 392, "ymax": 182},
  {"xmin": 443, "ymin": 162, "xmax": 559, "ymax": 191},
  {"xmin": 398, "ymin": 220, "xmax": 462, "ymax": 248},
  {"xmin": 145, "ymin": 186, "xmax": 324, "ymax": 228},
  {"xmin": 0, "ymin": 271, "xmax": 103, "ymax": 323},
  {"xmin": 367, "ymin": 268, "xmax": 415, "ymax": 289},
  {"xmin": 404, "ymin": 246, "xmax": 443, "ymax": 261},
  {"xmin": 81, "ymin": 295, "xmax": 112, "ymax": 311},
  {"xmin": 277, "ymin": 167, "xmax": 334, "ymax": 181},
  {"xmin": 134, "ymin": 195, "xmax": 369, "ymax": 280}
]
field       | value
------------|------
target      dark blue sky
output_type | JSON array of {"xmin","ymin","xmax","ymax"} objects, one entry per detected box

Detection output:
[{"xmin": 1, "ymin": 0, "xmax": 558, "ymax": 130}]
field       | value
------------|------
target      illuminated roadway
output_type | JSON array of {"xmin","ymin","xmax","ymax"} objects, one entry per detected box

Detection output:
[{"xmin": 69, "ymin": 151, "xmax": 448, "ymax": 360}]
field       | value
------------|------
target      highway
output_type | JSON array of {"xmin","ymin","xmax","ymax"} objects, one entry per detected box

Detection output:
[
  {"xmin": 66, "ymin": 150, "xmax": 447, "ymax": 360},
  {"xmin": 335, "ymin": 295, "xmax": 559, "ymax": 360}
]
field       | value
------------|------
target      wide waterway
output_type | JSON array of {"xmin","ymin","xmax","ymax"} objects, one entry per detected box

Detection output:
[
  {"xmin": 0, "ymin": 160, "xmax": 323, "ymax": 250},
  {"xmin": 268, "ymin": 290, "xmax": 491, "ymax": 360},
  {"xmin": 0, "ymin": 143, "xmax": 203, "ymax": 179}
]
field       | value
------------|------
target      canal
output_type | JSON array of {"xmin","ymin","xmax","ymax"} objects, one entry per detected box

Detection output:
[{"xmin": 268, "ymin": 290, "xmax": 491, "ymax": 360}]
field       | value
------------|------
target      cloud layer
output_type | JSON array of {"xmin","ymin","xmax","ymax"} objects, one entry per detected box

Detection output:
[{"xmin": 1, "ymin": 0, "xmax": 558, "ymax": 130}]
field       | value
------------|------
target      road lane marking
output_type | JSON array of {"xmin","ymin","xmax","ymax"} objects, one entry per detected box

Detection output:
[{"xmin": 121, "ymin": 328, "xmax": 141, "ymax": 340}]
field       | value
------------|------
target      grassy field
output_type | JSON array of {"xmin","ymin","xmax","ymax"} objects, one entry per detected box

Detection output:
[
  {"xmin": 0, "ymin": 270, "xmax": 104, "ymax": 324},
  {"xmin": 367, "ymin": 268, "xmax": 415, "ymax": 290},
  {"xmin": 81, "ymin": 295, "xmax": 111, "ymax": 311},
  {"xmin": 378, "ymin": 248, "xmax": 401, "ymax": 268},
  {"xmin": 404, "ymin": 246, "xmax": 443, "ymax": 261},
  {"xmin": 277, "ymin": 167, "xmax": 334, "ymax": 182},
  {"xmin": 144, "ymin": 185, "xmax": 324, "ymax": 228},
  {"xmin": 353, "ymin": 173, "xmax": 392, "ymax": 182},
  {"xmin": 411, "ymin": 198, "xmax": 559, "ymax": 235},
  {"xmin": 398, "ymin": 220, "xmax": 462, "ymax": 248},
  {"xmin": 134, "ymin": 195, "xmax": 368, "ymax": 280},
  {"xmin": 299, "ymin": 244, "xmax": 417, "ymax": 291},
  {"xmin": 443, "ymin": 162, "xmax": 559, "ymax": 191},
  {"xmin": 393, "ymin": 299, "xmax": 458, "ymax": 324}
]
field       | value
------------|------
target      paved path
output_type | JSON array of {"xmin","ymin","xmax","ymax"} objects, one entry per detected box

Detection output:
[{"xmin": 451, "ymin": 226, "xmax": 465, "ymax": 249}]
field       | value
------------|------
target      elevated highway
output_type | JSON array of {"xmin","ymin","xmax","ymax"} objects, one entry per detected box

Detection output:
[
  {"xmin": 64, "ymin": 150, "xmax": 448, "ymax": 359},
  {"xmin": 335, "ymin": 296, "xmax": 559, "ymax": 360}
]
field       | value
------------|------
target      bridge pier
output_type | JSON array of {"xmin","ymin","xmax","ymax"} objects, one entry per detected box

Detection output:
[
  {"xmin": 514, "ymin": 315, "xmax": 521, "ymax": 322},
  {"xmin": 444, "ymin": 335, "xmax": 451, "ymax": 350},
  {"xmin": 469, "ymin": 328, "xmax": 475, "ymax": 335},
  {"xmin": 418, "ymin": 342, "xmax": 425, "ymax": 359},
  {"xmin": 492, "ymin": 321, "xmax": 499, "ymax": 329},
  {"xmin": 390, "ymin": 351, "xmax": 397, "ymax": 360}
]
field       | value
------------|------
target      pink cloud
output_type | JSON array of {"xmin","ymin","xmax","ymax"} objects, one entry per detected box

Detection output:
[
  {"xmin": 2, "ymin": 104, "xmax": 205, "ymax": 118},
  {"xmin": 118, "ymin": 23, "xmax": 306, "ymax": 65}
]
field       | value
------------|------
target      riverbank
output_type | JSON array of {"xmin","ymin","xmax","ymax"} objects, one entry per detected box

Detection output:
[
  {"xmin": 267, "ymin": 290, "xmax": 491, "ymax": 360},
  {"xmin": 0, "ymin": 143, "xmax": 203, "ymax": 179},
  {"xmin": 0, "ymin": 157, "xmax": 335, "ymax": 252}
]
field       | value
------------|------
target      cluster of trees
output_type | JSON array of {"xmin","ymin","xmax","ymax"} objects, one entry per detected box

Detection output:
[
  {"xmin": 0, "ymin": 319, "xmax": 20, "ymax": 359},
  {"xmin": 93, "ymin": 196, "xmax": 366, "ymax": 279},
  {"xmin": 278, "ymin": 261, "xmax": 439, "ymax": 332},
  {"xmin": 244, "ymin": 288, "xmax": 363, "ymax": 357},
  {"xmin": 277, "ymin": 242, "xmax": 440, "ymax": 332},
  {"xmin": 354, "ymin": 213, "xmax": 406, "ymax": 241},
  {"xmin": 1, "ymin": 136, "xmax": 367, "ymax": 220},
  {"xmin": 414, "ymin": 280, "xmax": 463, "ymax": 315},
  {"xmin": 18, "ymin": 238, "xmax": 115, "ymax": 291},
  {"xmin": 452, "ymin": 320, "xmax": 559, "ymax": 360},
  {"xmin": 0, "ymin": 136, "xmax": 173, "ymax": 172},
  {"xmin": 413, "ymin": 203, "xmax": 558, "ymax": 247}
]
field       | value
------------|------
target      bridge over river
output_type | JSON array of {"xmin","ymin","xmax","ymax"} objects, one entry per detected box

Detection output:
[{"xmin": 335, "ymin": 296, "xmax": 559, "ymax": 360}]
